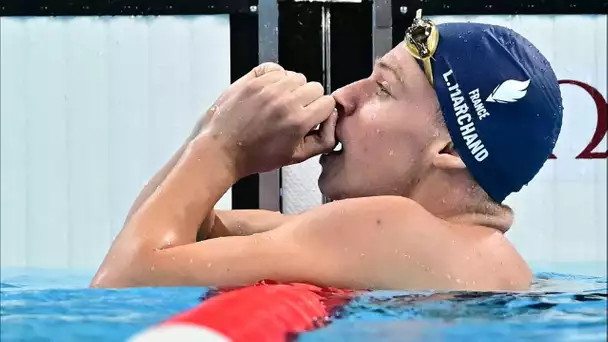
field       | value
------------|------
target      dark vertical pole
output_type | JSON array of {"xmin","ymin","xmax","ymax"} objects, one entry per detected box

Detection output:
[{"xmin": 230, "ymin": 10, "xmax": 261, "ymax": 210}]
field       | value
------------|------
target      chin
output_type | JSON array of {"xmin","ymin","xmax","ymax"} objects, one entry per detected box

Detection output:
[
  {"xmin": 318, "ymin": 180, "xmax": 358, "ymax": 201},
  {"xmin": 318, "ymin": 177, "xmax": 341, "ymax": 201}
]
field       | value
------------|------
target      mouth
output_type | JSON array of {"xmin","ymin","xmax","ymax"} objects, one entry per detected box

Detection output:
[{"xmin": 324, "ymin": 138, "xmax": 344, "ymax": 157}]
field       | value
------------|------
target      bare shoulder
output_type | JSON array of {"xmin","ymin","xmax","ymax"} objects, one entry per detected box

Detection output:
[
  {"xmin": 277, "ymin": 195, "xmax": 433, "ymax": 244},
  {"xmin": 270, "ymin": 196, "xmax": 448, "ymax": 289},
  {"xmin": 292, "ymin": 195, "xmax": 430, "ymax": 229},
  {"xmin": 277, "ymin": 196, "xmax": 532, "ymax": 291}
]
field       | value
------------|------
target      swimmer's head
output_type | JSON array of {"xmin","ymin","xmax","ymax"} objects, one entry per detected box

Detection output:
[{"xmin": 319, "ymin": 22, "xmax": 562, "ymax": 207}]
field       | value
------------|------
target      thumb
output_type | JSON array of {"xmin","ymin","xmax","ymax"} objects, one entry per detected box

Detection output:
[{"xmin": 293, "ymin": 109, "xmax": 338, "ymax": 163}]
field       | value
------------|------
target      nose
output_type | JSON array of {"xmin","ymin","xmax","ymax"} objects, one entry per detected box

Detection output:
[{"xmin": 331, "ymin": 79, "xmax": 371, "ymax": 117}]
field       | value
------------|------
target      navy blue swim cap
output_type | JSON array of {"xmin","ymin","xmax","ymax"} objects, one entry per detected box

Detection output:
[{"xmin": 430, "ymin": 22, "xmax": 563, "ymax": 203}]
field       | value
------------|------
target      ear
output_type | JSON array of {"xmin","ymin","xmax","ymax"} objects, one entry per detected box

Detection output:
[{"xmin": 432, "ymin": 140, "xmax": 466, "ymax": 170}]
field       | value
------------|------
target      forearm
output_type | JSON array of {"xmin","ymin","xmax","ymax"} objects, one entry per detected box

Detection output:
[
  {"xmin": 92, "ymin": 134, "xmax": 235, "ymax": 286},
  {"xmin": 128, "ymin": 138, "xmax": 222, "ymax": 243},
  {"xmin": 125, "ymin": 122, "xmax": 204, "ymax": 225},
  {"xmin": 125, "ymin": 141, "xmax": 189, "ymax": 224}
]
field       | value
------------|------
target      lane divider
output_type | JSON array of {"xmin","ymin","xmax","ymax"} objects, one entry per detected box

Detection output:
[{"xmin": 128, "ymin": 280, "xmax": 356, "ymax": 342}]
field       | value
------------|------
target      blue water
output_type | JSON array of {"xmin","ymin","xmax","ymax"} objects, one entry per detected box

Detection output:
[{"xmin": 1, "ymin": 268, "xmax": 606, "ymax": 341}]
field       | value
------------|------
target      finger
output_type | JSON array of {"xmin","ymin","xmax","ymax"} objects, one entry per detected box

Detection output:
[
  {"xmin": 247, "ymin": 68, "xmax": 291, "ymax": 89},
  {"xmin": 233, "ymin": 62, "xmax": 286, "ymax": 88},
  {"xmin": 267, "ymin": 71, "xmax": 307, "ymax": 93},
  {"xmin": 290, "ymin": 82, "xmax": 325, "ymax": 108},
  {"xmin": 300, "ymin": 95, "xmax": 336, "ymax": 132},
  {"xmin": 253, "ymin": 62, "xmax": 285, "ymax": 77},
  {"xmin": 293, "ymin": 109, "xmax": 339, "ymax": 161}
]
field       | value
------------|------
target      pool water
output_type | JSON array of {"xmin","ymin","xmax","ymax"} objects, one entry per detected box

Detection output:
[{"xmin": 1, "ymin": 269, "xmax": 606, "ymax": 341}]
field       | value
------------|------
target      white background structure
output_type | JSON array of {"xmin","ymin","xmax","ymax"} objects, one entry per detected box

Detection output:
[
  {"xmin": 1, "ymin": 15, "xmax": 232, "ymax": 269},
  {"xmin": 1, "ymin": 14, "xmax": 606, "ymax": 276}
]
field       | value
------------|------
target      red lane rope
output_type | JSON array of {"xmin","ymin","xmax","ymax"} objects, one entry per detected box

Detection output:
[{"xmin": 128, "ymin": 280, "xmax": 358, "ymax": 342}]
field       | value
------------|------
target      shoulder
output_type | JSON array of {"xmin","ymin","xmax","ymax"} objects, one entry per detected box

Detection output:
[
  {"xmin": 307, "ymin": 195, "xmax": 428, "ymax": 219},
  {"xmin": 278, "ymin": 195, "xmax": 441, "ymax": 256},
  {"xmin": 271, "ymin": 196, "xmax": 447, "ymax": 289},
  {"xmin": 296, "ymin": 195, "xmax": 437, "ymax": 232}
]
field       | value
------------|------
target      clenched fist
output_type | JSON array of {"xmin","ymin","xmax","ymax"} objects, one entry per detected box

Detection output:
[{"xmin": 199, "ymin": 63, "xmax": 338, "ymax": 178}]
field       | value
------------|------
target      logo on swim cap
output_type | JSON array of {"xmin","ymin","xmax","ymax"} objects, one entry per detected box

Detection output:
[{"xmin": 486, "ymin": 79, "xmax": 532, "ymax": 104}]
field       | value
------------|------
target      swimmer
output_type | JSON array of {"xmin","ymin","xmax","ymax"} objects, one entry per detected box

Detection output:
[{"xmin": 91, "ymin": 21, "xmax": 563, "ymax": 291}]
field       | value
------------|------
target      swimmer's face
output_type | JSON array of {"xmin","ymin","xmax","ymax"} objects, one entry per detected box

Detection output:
[{"xmin": 319, "ymin": 45, "xmax": 445, "ymax": 200}]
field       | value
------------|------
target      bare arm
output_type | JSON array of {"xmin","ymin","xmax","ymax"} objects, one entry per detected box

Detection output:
[
  {"xmin": 124, "ymin": 113, "xmax": 206, "ymax": 224},
  {"xmin": 93, "ymin": 142, "xmax": 422, "ymax": 291},
  {"xmin": 91, "ymin": 133, "xmax": 297, "ymax": 288},
  {"xmin": 125, "ymin": 119, "xmax": 291, "ymax": 241},
  {"xmin": 125, "ymin": 140, "xmax": 190, "ymax": 225},
  {"xmin": 198, "ymin": 210, "xmax": 294, "ymax": 240}
]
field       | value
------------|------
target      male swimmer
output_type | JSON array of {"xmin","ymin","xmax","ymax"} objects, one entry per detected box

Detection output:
[{"xmin": 91, "ymin": 20, "xmax": 562, "ymax": 291}]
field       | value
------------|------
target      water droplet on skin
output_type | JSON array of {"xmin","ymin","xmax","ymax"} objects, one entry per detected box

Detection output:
[
  {"xmin": 455, "ymin": 278, "xmax": 463, "ymax": 284},
  {"xmin": 207, "ymin": 263, "xmax": 212, "ymax": 268},
  {"xmin": 465, "ymin": 256, "xmax": 470, "ymax": 260},
  {"xmin": 344, "ymin": 247, "xmax": 349, "ymax": 252},
  {"xmin": 172, "ymin": 256, "xmax": 176, "ymax": 261},
  {"xmin": 150, "ymin": 266, "xmax": 155, "ymax": 271},
  {"xmin": 394, "ymin": 249, "xmax": 399, "ymax": 254},
  {"xmin": 360, "ymin": 253, "xmax": 365, "ymax": 257},
  {"xmin": 404, "ymin": 254, "xmax": 410, "ymax": 259},
  {"xmin": 446, "ymin": 273, "xmax": 452, "ymax": 280},
  {"xmin": 388, "ymin": 150, "xmax": 394, "ymax": 156},
  {"xmin": 189, "ymin": 259, "xmax": 193, "ymax": 264}
]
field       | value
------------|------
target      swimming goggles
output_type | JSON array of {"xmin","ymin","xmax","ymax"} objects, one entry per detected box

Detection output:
[{"xmin": 404, "ymin": 9, "xmax": 439, "ymax": 86}]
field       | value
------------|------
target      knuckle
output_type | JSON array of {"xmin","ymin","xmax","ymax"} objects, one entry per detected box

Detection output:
[
  {"xmin": 295, "ymin": 73, "xmax": 307, "ymax": 85},
  {"xmin": 270, "ymin": 97, "xmax": 292, "ymax": 116},
  {"xmin": 323, "ymin": 94, "xmax": 336, "ymax": 106},
  {"xmin": 309, "ymin": 82, "xmax": 324, "ymax": 94},
  {"xmin": 244, "ymin": 80, "xmax": 264, "ymax": 95},
  {"xmin": 255, "ymin": 62, "xmax": 283, "ymax": 75}
]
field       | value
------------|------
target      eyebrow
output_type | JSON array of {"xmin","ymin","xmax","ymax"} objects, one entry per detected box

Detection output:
[{"xmin": 375, "ymin": 60, "xmax": 404, "ymax": 88}]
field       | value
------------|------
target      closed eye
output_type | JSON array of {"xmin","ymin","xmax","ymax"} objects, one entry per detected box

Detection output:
[{"xmin": 375, "ymin": 81, "xmax": 391, "ymax": 97}]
